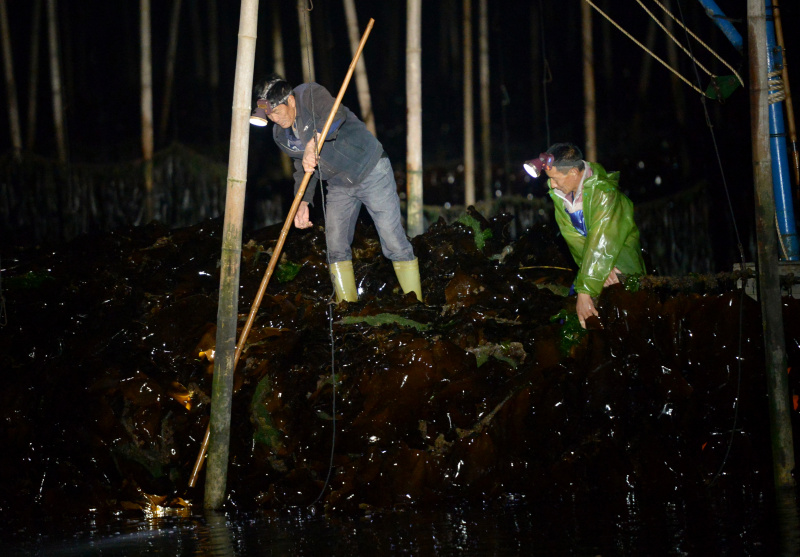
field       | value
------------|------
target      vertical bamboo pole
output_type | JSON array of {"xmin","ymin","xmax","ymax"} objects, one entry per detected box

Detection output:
[
  {"xmin": 747, "ymin": 0, "xmax": 796, "ymax": 495},
  {"xmin": 297, "ymin": 0, "xmax": 315, "ymax": 83},
  {"xmin": 159, "ymin": 0, "xmax": 183, "ymax": 142},
  {"xmin": 406, "ymin": 0, "xmax": 423, "ymax": 237},
  {"xmin": 204, "ymin": 0, "xmax": 260, "ymax": 511},
  {"xmin": 140, "ymin": 0, "xmax": 154, "ymax": 222},
  {"xmin": 271, "ymin": 2, "xmax": 286, "ymax": 76},
  {"xmin": 0, "ymin": 0, "xmax": 22, "ymax": 161},
  {"xmin": 26, "ymin": 0, "xmax": 42, "ymax": 152},
  {"xmin": 343, "ymin": 0, "xmax": 375, "ymax": 135},
  {"xmin": 581, "ymin": 0, "xmax": 596, "ymax": 162},
  {"xmin": 271, "ymin": 2, "xmax": 293, "ymax": 178},
  {"xmin": 463, "ymin": 0, "xmax": 475, "ymax": 207},
  {"xmin": 46, "ymin": 0, "xmax": 66, "ymax": 164},
  {"xmin": 479, "ymin": 0, "xmax": 491, "ymax": 202}
]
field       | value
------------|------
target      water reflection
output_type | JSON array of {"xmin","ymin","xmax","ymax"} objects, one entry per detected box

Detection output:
[
  {"xmin": 202, "ymin": 511, "xmax": 236, "ymax": 557},
  {"xmin": 2, "ymin": 493, "xmax": 787, "ymax": 556}
]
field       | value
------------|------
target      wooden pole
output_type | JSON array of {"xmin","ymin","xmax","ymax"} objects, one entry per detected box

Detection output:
[
  {"xmin": 479, "ymin": 0, "xmax": 491, "ymax": 202},
  {"xmin": 0, "ymin": 0, "xmax": 22, "ymax": 161},
  {"xmin": 140, "ymin": 0, "xmax": 154, "ymax": 221},
  {"xmin": 159, "ymin": 0, "xmax": 183, "ymax": 142},
  {"xmin": 193, "ymin": 19, "xmax": 375, "ymax": 493},
  {"xmin": 581, "ymin": 0, "xmax": 596, "ymax": 162},
  {"xmin": 343, "ymin": 0, "xmax": 375, "ymax": 136},
  {"xmin": 747, "ymin": 0, "xmax": 796, "ymax": 495},
  {"xmin": 26, "ymin": 0, "xmax": 42, "ymax": 152},
  {"xmin": 406, "ymin": 0, "xmax": 423, "ymax": 237},
  {"xmin": 297, "ymin": 0, "xmax": 315, "ymax": 83},
  {"xmin": 204, "ymin": 0, "xmax": 260, "ymax": 511},
  {"xmin": 463, "ymin": 0, "xmax": 475, "ymax": 207},
  {"xmin": 269, "ymin": 1, "xmax": 294, "ymax": 179}
]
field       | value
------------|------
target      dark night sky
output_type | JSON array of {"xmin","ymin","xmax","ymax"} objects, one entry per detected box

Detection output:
[{"xmin": 1, "ymin": 0, "xmax": 799, "ymax": 244}]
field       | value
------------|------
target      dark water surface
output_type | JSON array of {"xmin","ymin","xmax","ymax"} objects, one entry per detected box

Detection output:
[
  {"xmin": 2, "ymin": 215, "xmax": 800, "ymax": 555},
  {"xmin": 2, "ymin": 488, "xmax": 794, "ymax": 556}
]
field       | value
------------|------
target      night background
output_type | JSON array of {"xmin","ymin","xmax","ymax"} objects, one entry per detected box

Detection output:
[
  {"xmin": 1, "ymin": 0, "xmax": 798, "ymax": 273},
  {"xmin": 2, "ymin": 1, "xmax": 800, "ymax": 554}
]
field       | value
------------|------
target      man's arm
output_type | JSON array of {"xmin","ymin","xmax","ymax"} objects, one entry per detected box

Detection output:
[{"xmin": 573, "ymin": 187, "xmax": 634, "ymax": 297}]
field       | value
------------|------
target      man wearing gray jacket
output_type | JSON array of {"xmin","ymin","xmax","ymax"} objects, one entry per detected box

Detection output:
[{"xmin": 252, "ymin": 74, "xmax": 422, "ymax": 303}]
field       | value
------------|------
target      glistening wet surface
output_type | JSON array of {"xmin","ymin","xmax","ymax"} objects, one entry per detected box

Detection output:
[{"xmin": 1, "ymin": 210, "xmax": 799, "ymax": 554}]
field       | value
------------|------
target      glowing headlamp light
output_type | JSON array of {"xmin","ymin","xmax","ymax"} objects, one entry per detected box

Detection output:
[{"xmin": 523, "ymin": 153, "xmax": 554, "ymax": 178}]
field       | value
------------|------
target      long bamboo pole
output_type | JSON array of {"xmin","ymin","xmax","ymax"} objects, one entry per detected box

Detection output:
[
  {"xmin": 343, "ymin": 0, "xmax": 375, "ymax": 135},
  {"xmin": 406, "ymin": 0, "xmax": 423, "ymax": 238},
  {"xmin": 0, "ymin": 0, "xmax": 22, "ymax": 161},
  {"xmin": 140, "ymin": 0, "xmax": 154, "ymax": 222},
  {"xmin": 463, "ymin": 0, "xmax": 475, "ymax": 207},
  {"xmin": 297, "ymin": 0, "xmax": 315, "ymax": 83},
  {"xmin": 581, "ymin": 0, "xmax": 596, "ymax": 162},
  {"xmin": 479, "ymin": 0, "xmax": 490, "ymax": 202},
  {"xmin": 159, "ymin": 0, "xmax": 183, "ymax": 141},
  {"xmin": 46, "ymin": 0, "xmax": 67, "ymax": 164},
  {"xmin": 26, "ymin": 0, "xmax": 42, "ymax": 152},
  {"xmin": 191, "ymin": 19, "xmax": 375, "ymax": 491},
  {"xmin": 204, "ymin": 0, "xmax": 260, "ymax": 510}
]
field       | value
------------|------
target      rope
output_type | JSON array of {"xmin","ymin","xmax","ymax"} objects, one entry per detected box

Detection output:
[
  {"xmin": 583, "ymin": 0, "xmax": 705, "ymax": 96},
  {"xmin": 583, "ymin": 0, "xmax": 742, "ymax": 98},
  {"xmin": 775, "ymin": 212, "xmax": 790, "ymax": 260},
  {"xmin": 768, "ymin": 69, "xmax": 786, "ymax": 105},
  {"xmin": 646, "ymin": 0, "xmax": 743, "ymax": 86}
]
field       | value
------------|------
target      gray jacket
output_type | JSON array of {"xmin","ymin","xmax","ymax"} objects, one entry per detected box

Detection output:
[{"xmin": 272, "ymin": 82, "xmax": 384, "ymax": 204}]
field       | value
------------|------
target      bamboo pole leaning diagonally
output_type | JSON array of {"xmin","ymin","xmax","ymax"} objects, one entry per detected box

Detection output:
[{"xmin": 192, "ymin": 18, "xmax": 376, "ymax": 493}]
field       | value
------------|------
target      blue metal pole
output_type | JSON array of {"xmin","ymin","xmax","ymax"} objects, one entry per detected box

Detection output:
[
  {"xmin": 695, "ymin": 0, "xmax": 743, "ymax": 53},
  {"xmin": 765, "ymin": 0, "xmax": 799, "ymax": 260}
]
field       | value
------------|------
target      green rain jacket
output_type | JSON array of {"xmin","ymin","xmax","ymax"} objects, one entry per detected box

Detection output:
[{"xmin": 548, "ymin": 161, "xmax": 646, "ymax": 297}]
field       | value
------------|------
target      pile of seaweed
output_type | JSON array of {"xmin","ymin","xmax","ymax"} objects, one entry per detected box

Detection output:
[{"xmin": 1, "ymin": 208, "xmax": 798, "ymax": 537}]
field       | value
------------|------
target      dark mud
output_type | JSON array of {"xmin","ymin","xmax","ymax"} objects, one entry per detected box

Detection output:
[{"xmin": 1, "ymin": 209, "xmax": 799, "ymax": 552}]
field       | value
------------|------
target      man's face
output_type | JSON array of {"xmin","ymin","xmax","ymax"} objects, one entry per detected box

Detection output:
[
  {"xmin": 266, "ymin": 95, "xmax": 297, "ymax": 129},
  {"xmin": 545, "ymin": 166, "xmax": 581, "ymax": 195}
]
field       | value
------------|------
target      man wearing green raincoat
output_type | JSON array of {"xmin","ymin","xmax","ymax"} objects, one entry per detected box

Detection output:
[{"xmin": 539, "ymin": 143, "xmax": 646, "ymax": 328}]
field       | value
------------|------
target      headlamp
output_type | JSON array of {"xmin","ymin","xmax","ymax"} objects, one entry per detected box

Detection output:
[{"xmin": 523, "ymin": 153, "xmax": 554, "ymax": 178}]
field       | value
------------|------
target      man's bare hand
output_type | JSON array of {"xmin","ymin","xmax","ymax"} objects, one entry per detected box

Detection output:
[
  {"xmin": 302, "ymin": 134, "xmax": 320, "ymax": 173},
  {"xmin": 576, "ymin": 292, "xmax": 599, "ymax": 329},
  {"xmin": 294, "ymin": 201, "xmax": 313, "ymax": 229}
]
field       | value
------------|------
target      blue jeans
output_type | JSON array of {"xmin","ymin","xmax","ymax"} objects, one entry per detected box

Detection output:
[{"xmin": 324, "ymin": 157, "xmax": 415, "ymax": 263}]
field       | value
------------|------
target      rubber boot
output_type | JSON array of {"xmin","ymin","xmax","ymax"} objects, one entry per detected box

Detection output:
[
  {"xmin": 329, "ymin": 260, "xmax": 358, "ymax": 303},
  {"xmin": 392, "ymin": 257, "xmax": 423, "ymax": 302}
]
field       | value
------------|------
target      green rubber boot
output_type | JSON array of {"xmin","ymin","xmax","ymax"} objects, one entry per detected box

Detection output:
[
  {"xmin": 329, "ymin": 260, "xmax": 358, "ymax": 303},
  {"xmin": 392, "ymin": 257, "xmax": 423, "ymax": 302}
]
